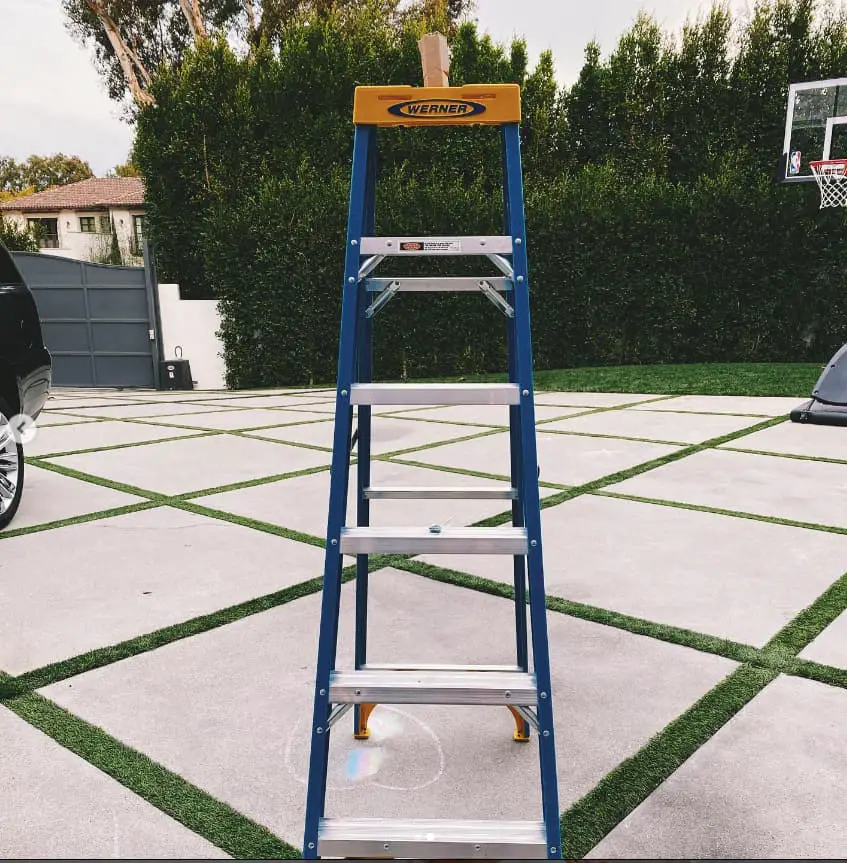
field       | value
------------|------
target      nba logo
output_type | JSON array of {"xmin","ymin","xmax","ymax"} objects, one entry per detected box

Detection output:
[{"xmin": 789, "ymin": 151, "xmax": 802, "ymax": 175}]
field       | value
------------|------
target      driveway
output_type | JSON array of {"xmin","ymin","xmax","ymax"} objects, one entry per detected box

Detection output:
[{"xmin": 1, "ymin": 386, "xmax": 845, "ymax": 858}]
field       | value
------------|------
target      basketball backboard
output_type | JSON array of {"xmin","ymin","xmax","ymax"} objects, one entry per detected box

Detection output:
[{"xmin": 781, "ymin": 76, "xmax": 847, "ymax": 182}]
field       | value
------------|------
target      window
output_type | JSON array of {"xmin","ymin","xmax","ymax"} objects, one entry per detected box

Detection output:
[
  {"xmin": 27, "ymin": 218, "xmax": 59, "ymax": 249},
  {"xmin": 99, "ymin": 215, "xmax": 111, "ymax": 233},
  {"xmin": 132, "ymin": 214, "xmax": 147, "ymax": 255},
  {"xmin": 79, "ymin": 216, "xmax": 96, "ymax": 233}
]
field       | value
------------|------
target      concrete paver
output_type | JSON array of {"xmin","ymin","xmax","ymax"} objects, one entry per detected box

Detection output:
[
  {"xmin": 60, "ymin": 403, "xmax": 242, "ymax": 419},
  {"xmin": 417, "ymin": 494, "xmax": 847, "ymax": 646},
  {"xmin": 26, "ymin": 419, "xmax": 200, "ymax": 457},
  {"xmin": 406, "ymin": 430, "xmax": 680, "ymax": 485},
  {"xmin": 45, "ymin": 434, "xmax": 331, "ymax": 496},
  {"xmin": 42, "ymin": 568, "xmax": 736, "ymax": 848},
  {"xmin": 531, "ymin": 392, "xmax": 663, "ymax": 407},
  {"xmin": 9, "ymin": 463, "xmax": 144, "ymax": 531},
  {"xmin": 248, "ymin": 416, "xmax": 491, "ymax": 454},
  {"xmin": 543, "ymin": 408, "xmax": 763, "ymax": 444},
  {"xmin": 0, "ymin": 708, "xmax": 228, "ymax": 859},
  {"xmin": 189, "ymin": 395, "xmax": 336, "ymax": 409},
  {"xmin": 156, "ymin": 408, "xmax": 334, "ymax": 431},
  {"xmin": 588, "ymin": 675, "xmax": 847, "ymax": 859},
  {"xmin": 610, "ymin": 447, "xmax": 847, "ymax": 528},
  {"xmin": 799, "ymin": 611, "xmax": 847, "ymax": 668},
  {"xmin": 201, "ymin": 462, "xmax": 513, "ymax": 538},
  {"xmin": 633, "ymin": 395, "xmax": 802, "ymax": 416},
  {"xmin": 1, "ymin": 507, "xmax": 324, "ymax": 674},
  {"xmin": 390, "ymin": 404, "xmax": 587, "ymax": 426},
  {"xmin": 35, "ymin": 412, "xmax": 102, "ymax": 427},
  {"xmin": 722, "ymin": 420, "xmax": 847, "ymax": 461},
  {"xmin": 6, "ymin": 387, "xmax": 846, "ymax": 860}
]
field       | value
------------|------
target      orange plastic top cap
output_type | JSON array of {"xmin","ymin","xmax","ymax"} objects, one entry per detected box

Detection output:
[{"xmin": 353, "ymin": 84, "xmax": 521, "ymax": 127}]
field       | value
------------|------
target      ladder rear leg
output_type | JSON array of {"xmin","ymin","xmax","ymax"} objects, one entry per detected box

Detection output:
[
  {"xmin": 353, "ymin": 137, "xmax": 377, "ymax": 743},
  {"xmin": 504, "ymin": 156, "xmax": 531, "ymax": 744}
]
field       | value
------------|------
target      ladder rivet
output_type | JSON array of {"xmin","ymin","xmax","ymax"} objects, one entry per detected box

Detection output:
[
  {"xmin": 540, "ymin": 691, "xmax": 548, "ymax": 699},
  {"xmin": 504, "ymin": 690, "xmax": 512, "ymax": 698},
  {"xmin": 517, "ymin": 275, "xmax": 524, "ymax": 282},
  {"xmin": 331, "ymin": 538, "xmax": 338, "ymax": 546},
  {"xmin": 530, "ymin": 539, "xmax": 537, "ymax": 547},
  {"xmin": 522, "ymin": 389, "xmax": 529, "ymax": 396},
  {"xmin": 351, "ymin": 239, "xmax": 358, "ymax": 246},
  {"xmin": 383, "ymin": 844, "xmax": 390, "ymax": 850},
  {"xmin": 543, "ymin": 729, "xmax": 550, "ymax": 737},
  {"xmin": 550, "ymin": 848, "xmax": 557, "ymax": 854},
  {"xmin": 308, "ymin": 843, "xmax": 315, "ymax": 850},
  {"xmin": 319, "ymin": 689, "xmax": 326, "ymax": 696},
  {"xmin": 354, "ymin": 689, "xmax": 361, "ymax": 696},
  {"xmin": 348, "ymin": 277, "xmax": 355, "ymax": 284},
  {"xmin": 316, "ymin": 727, "xmax": 323, "ymax": 734},
  {"xmin": 341, "ymin": 389, "xmax": 348, "ymax": 396},
  {"xmin": 480, "ymin": 239, "xmax": 486, "ymax": 246},
  {"xmin": 474, "ymin": 845, "xmax": 481, "ymax": 851},
  {"xmin": 515, "ymin": 237, "xmax": 522, "ymax": 244}
]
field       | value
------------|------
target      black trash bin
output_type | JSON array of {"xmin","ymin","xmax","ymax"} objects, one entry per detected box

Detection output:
[{"xmin": 160, "ymin": 346, "xmax": 194, "ymax": 390}]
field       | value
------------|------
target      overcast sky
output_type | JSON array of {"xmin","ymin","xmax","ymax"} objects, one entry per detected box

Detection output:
[{"xmin": 0, "ymin": 0, "xmax": 749, "ymax": 175}]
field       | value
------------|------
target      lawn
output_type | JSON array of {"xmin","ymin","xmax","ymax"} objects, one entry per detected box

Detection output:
[{"xmin": 409, "ymin": 362, "xmax": 821, "ymax": 397}]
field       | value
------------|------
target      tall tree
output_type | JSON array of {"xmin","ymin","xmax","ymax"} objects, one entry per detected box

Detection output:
[
  {"xmin": 665, "ymin": 3, "xmax": 734, "ymax": 182},
  {"xmin": 564, "ymin": 41, "xmax": 612, "ymax": 170},
  {"xmin": 730, "ymin": 0, "xmax": 817, "ymax": 175},
  {"xmin": 0, "ymin": 154, "xmax": 93, "ymax": 194}
]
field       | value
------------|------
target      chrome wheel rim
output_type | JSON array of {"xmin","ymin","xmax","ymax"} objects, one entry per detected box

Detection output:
[{"xmin": 0, "ymin": 414, "xmax": 20, "ymax": 515}]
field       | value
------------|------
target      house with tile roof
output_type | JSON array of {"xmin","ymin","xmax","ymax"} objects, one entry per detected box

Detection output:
[{"xmin": 0, "ymin": 177, "xmax": 146, "ymax": 264}]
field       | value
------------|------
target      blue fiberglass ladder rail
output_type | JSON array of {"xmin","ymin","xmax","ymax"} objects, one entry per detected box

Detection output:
[{"xmin": 302, "ymin": 83, "xmax": 561, "ymax": 860}]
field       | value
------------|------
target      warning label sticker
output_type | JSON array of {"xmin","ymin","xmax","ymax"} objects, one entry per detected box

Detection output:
[{"xmin": 399, "ymin": 239, "xmax": 462, "ymax": 252}]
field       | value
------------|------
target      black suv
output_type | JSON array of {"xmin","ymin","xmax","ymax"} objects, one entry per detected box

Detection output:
[{"xmin": 0, "ymin": 242, "xmax": 51, "ymax": 528}]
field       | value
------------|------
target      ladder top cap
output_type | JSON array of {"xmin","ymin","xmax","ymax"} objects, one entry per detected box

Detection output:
[{"xmin": 353, "ymin": 84, "xmax": 521, "ymax": 126}]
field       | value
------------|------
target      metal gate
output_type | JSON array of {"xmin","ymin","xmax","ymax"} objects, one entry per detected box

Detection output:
[{"xmin": 11, "ymin": 248, "xmax": 161, "ymax": 389}]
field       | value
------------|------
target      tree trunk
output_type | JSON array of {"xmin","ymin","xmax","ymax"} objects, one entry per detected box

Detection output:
[
  {"xmin": 84, "ymin": 0, "xmax": 154, "ymax": 106},
  {"xmin": 178, "ymin": 0, "xmax": 209, "ymax": 42}
]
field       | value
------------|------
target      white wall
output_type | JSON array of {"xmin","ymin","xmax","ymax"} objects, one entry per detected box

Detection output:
[
  {"xmin": 157, "ymin": 283, "xmax": 226, "ymax": 391},
  {"xmin": 5, "ymin": 208, "xmax": 144, "ymax": 264}
]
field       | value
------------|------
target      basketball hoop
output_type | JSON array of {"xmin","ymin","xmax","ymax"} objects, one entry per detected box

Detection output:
[{"xmin": 810, "ymin": 159, "xmax": 847, "ymax": 208}]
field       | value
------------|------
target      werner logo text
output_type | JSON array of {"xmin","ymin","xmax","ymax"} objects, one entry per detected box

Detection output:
[{"xmin": 387, "ymin": 99, "xmax": 486, "ymax": 119}]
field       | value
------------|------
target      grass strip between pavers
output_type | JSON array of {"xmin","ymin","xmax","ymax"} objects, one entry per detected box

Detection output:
[
  {"xmin": 0, "ymin": 691, "xmax": 301, "ymax": 860},
  {"xmin": 557, "ymin": 567, "xmax": 847, "ymax": 857},
  {"xmin": 597, "ymin": 490, "xmax": 847, "ymax": 537},
  {"xmin": 470, "ymin": 415, "xmax": 786, "ymax": 528},
  {"xmin": 30, "ymin": 429, "xmax": 222, "ymax": 460},
  {"xmin": 393, "ymin": 559, "xmax": 765, "ymax": 666},
  {"xmin": 0, "ymin": 560, "xmax": 385, "ymax": 697},
  {"xmin": 0, "ymin": 501, "xmax": 160, "ymax": 541},
  {"xmin": 559, "ymin": 664, "xmax": 779, "ymax": 858},
  {"xmin": 4, "ymin": 387, "xmax": 842, "ymax": 858}
]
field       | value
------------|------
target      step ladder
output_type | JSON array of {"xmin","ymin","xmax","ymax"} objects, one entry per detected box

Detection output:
[{"xmin": 303, "ymin": 83, "xmax": 561, "ymax": 860}]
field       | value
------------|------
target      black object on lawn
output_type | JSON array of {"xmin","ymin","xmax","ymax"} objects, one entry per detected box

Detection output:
[{"xmin": 791, "ymin": 343, "xmax": 847, "ymax": 426}]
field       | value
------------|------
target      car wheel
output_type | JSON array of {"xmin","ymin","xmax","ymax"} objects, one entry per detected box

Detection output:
[{"xmin": 0, "ymin": 398, "xmax": 24, "ymax": 530}]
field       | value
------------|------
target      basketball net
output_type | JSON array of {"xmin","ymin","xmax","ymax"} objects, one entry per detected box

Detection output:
[{"xmin": 810, "ymin": 159, "xmax": 847, "ymax": 208}]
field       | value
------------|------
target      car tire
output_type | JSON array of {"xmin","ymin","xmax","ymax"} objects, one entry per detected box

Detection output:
[{"xmin": 0, "ymin": 397, "xmax": 24, "ymax": 530}]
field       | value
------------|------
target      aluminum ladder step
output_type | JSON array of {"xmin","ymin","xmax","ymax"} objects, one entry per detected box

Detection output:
[
  {"xmin": 362, "ymin": 662, "xmax": 523, "ymax": 672},
  {"xmin": 328, "ymin": 668, "xmax": 537, "ymax": 705},
  {"xmin": 363, "ymin": 485, "xmax": 517, "ymax": 500},
  {"xmin": 350, "ymin": 382, "xmax": 520, "ymax": 405},
  {"xmin": 366, "ymin": 276, "xmax": 510, "ymax": 292},
  {"xmin": 360, "ymin": 235, "xmax": 513, "ymax": 255},
  {"xmin": 318, "ymin": 817, "xmax": 548, "ymax": 859},
  {"xmin": 340, "ymin": 526, "xmax": 527, "ymax": 555}
]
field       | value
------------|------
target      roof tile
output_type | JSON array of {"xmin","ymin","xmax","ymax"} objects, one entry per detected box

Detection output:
[{"xmin": 0, "ymin": 177, "xmax": 145, "ymax": 213}]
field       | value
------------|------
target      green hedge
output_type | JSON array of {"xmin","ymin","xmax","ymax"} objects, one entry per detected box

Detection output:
[{"xmin": 135, "ymin": 8, "xmax": 847, "ymax": 388}]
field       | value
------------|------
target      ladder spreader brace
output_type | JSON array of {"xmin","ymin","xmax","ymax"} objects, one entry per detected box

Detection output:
[{"xmin": 303, "ymin": 83, "xmax": 561, "ymax": 860}]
